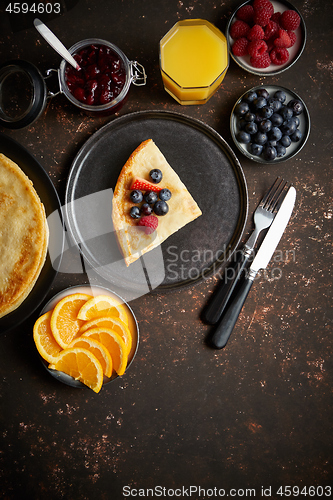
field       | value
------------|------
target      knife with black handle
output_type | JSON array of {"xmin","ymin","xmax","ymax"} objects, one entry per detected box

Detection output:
[{"xmin": 210, "ymin": 185, "xmax": 296, "ymax": 349}]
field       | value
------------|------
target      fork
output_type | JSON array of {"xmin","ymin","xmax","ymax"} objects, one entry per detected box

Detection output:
[{"xmin": 203, "ymin": 177, "xmax": 290, "ymax": 325}]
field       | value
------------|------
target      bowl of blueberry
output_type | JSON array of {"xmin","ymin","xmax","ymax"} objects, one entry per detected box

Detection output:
[
  {"xmin": 230, "ymin": 85, "xmax": 310, "ymax": 163},
  {"xmin": 59, "ymin": 38, "xmax": 146, "ymax": 116},
  {"xmin": 227, "ymin": 0, "xmax": 306, "ymax": 76}
]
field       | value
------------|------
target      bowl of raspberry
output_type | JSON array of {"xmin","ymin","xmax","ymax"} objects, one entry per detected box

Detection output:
[
  {"xmin": 230, "ymin": 85, "xmax": 310, "ymax": 163},
  {"xmin": 58, "ymin": 38, "xmax": 146, "ymax": 115},
  {"xmin": 227, "ymin": 0, "xmax": 306, "ymax": 76}
]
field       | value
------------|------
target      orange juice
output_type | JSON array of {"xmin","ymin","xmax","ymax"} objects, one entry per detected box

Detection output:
[{"xmin": 160, "ymin": 19, "xmax": 228, "ymax": 105}]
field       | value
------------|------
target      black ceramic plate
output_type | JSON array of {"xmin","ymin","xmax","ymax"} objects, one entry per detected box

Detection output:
[
  {"xmin": 230, "ymin": 85, "xmax": 310, "ymax": 163},
  {"xmin": 39, "ymin": 285, "xmax": 139, "ymax": 389},
  {"xmin": 65, "ymin": 110, "xmax": 248, "ymax": 293},
  {"xmin": 0, "ymin": 133, "xmax": 63, "ymax": 334},
  {"xmin": 227, "ymin": 0, "xmax": 306, "ymax": 76}
]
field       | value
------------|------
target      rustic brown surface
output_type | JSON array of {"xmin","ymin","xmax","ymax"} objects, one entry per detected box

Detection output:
[{"xmin": 0, "ymin": 0, "xmax": 332, "ymax": 499}]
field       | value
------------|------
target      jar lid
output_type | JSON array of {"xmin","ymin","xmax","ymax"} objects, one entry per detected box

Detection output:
[{"xmin": 0, "ymin": 60, "xmax": 47, "ymax": 129}]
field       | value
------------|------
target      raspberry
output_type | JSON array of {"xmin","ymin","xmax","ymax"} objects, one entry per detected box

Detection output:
[
  {"xmin": 280, "ymin": 10, "xmax": 301, "ymax": 31},
  {"xmin": 138, "ymin": 215, "xmax": 158, "ymax": 235},
  {"xmin": 232, "ymin": 37, "xmax": 249, "ymax": 57},
  {"xmin": 287, "ymin": 30, "xmax": 297, "ymax": 47},
  {"xmin": 274, "ymin": 29, "xmax": 292, "ymax": 48},
  {"xmin": 264, "ymin": 20, "xmax": 279, "ymax": 40},
  {"xmin": 130, "ymin": 177, "xmax": 162, "ymax": 192},
  {"xmin": 250, "ymin": 52, "xmax": 271, "ymax": 68},
  {"xmin": 265, "ymin": 38, "xmax": 275, "ymax": 53},
  {"xmin": 247, "ymin": 24, "xmax": 265, "ymax": 41},
  {"xmin": 230, "ymin": 20, "xmax": 250, "ymax": 39},
  {"xmin": 270, "ymin": 47, "xmax": 289, "ymax": 65},
  {"xmin": 236, "ymin": 4, "xmax": 254, "ymax": 23},
  {"xmin": 253, "ymin": 7, "xmax": 272, "ymax": 27},
  {"xmin": 247, "ymin": 39, "xmax": 268, "ymax": 58},
  {"xmin": 253, "ymin": 0, "xmax": 274, "ymax": 16},
  {"xmin": 271, "ymin": 12, "xmax": 282, "ymax": 24}
]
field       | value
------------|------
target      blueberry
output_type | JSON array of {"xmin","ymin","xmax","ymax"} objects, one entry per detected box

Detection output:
[
  {"xmin": 254, "ymin": 113, "xmax": 264, "ymax": 123},
  {"xmin": 130, "ymin": 206, "xmax": 141, "ymax": 219},
  {"xmin": 274, "ymin": 90, "xmax": 287, "ymax": 103},
  {"xmin": 267, "ymin": 139, "xmax": 277, "ymax": 147},
  {"xmin": 244, "ymin": 111, "xmax": 256, "ymax": 122},
  {"xmin": 259, "ymin": 120, "xmax": 272, "ymax": 133},
  {"xmin": 291, "ymin": 116, "xmax": 300, "ymax": 127},
  {"xmin": 288, "ymin": 99, "xmax": 304, "ymax": 115},
  {"xmin": 280, "ymin": 135, "xmax": 292, "ymax": 147},
  {"xmin": 254, "ymin": 132, "xmax": 268, "ymax": 145},
  {"xmin": 149, "ymin": 168, "xmax": 163, "ymax": 183},
  {"xmin": 234, "ymin": 102, "xmax": 249, "ymax": 117},
  {"xmin": 144, "ymin": 190, "xmax": 158, "ymax": 204},
  {"xmin": 256, "ymin": 88, "xmax": 270, "ymax": 100},
  {"xmin": 130, "ymin": 189, "xmax": 143, "ymax": 203},
  {"xmin": 267, "ymin": 97, "xmax": 282, "ymax": 112},
  {"xmin": 276, "ymin": 144, "xmax": 286, "ymax": 157},
  {"xmin": 154, "ymin": 200, "xmax": 169, "ymax": 216},
  {"xmin": 279, "ymin": 106, "xmax": 293, "ymax": 121},
  {"xmin": 141, "ymin": 203, "xmax": 152, "ymax": 215},
  {"xmin": 243, "ymin": 91, "xmax": 257, "ymax": 104},
  {"xmin": 280, "ymin": 119, "xmax": 297, "ymax": 136},
  {"xmin": 252, "ymin": 96, "xmax": 267, "ymax": 110},
  {"xmin": 271, "ymin": 113, "xmax": 283, "ymax": 127},
  {"xmin": 249, "ymin": 143, "xmax": 263, "ymax": 156},
  {"xmin": 269, "ymin": 127, "xmax": 282, "ymax": 142},
  {"xmin": 159, "ymin": 188, "xmax": 172, "ymax": 201},
  {"xmin": 259, "ymin": 106, "xmax": 274, "ymax": 119},
  {"xmin": 263, "ymin": 145, "xmax": 277, "ymax": 161},
  {"xmin": 290, "ymin": 129, "xmax": 303, "ymax": 142},
  {"xmin": 236, "ymin": 131, "xmax": 251, "ymax": 144},
  {"xmin": 244, "ymin": 122, "xmax": 258, "ymax": 135}
]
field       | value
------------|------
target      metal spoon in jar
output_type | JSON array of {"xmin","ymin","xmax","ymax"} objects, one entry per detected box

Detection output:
[{"xmin": 34, "ymin": 18, "xmax": 80, "ymax": 71}]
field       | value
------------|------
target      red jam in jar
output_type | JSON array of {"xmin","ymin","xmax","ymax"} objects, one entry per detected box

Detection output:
[{"xmin": 65, "ymin": 44, "xmax": 127, "ymax": 106}]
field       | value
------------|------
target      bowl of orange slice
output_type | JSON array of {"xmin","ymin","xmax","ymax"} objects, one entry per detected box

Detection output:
[{"xmin": 33, "ymin": 285, "xmax": 139, "ymax": 393}]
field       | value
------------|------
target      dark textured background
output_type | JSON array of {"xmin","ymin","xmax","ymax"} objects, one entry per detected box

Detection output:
[{"xmin": 0, "ymin": 0, "xmax": 332, "ymax": 498}]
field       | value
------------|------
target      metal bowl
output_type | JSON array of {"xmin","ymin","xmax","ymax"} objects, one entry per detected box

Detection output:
[
  {"xmin": 226, "ymin": 0, "xmax": 306, "ymax": 76},
  {"xmin": 230, "ymin": 85, "xmax": 310, "ymax": 163},
  {"xmin": 38, "ymin": 284, "xmax": 139, "ymax": 389}
]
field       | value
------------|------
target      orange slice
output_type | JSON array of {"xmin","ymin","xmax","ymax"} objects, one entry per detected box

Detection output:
[
  {"xmin": 79, "ymin": 316, "xmax": 132, "ymax": 355},
  {"xmin": 83, "ymin": 327, "xmax": 128, "ymax": 376},
  {"xmin": 77, "ymin": 294, "xmax": 128, "ymax": 325},
  {"xmin": 33, "ymin": 310, "xmax": 63, "ymax": 363},
  {"xmin": 49, "ymin": 347, "xmax": 103, "ymax": 393},
  {"xmin": 68, "ymin": 337, "xmax": 112, "ymax": 378},
  {"xmin": 50, "ymin": 293, "xmax": 92, "ymax": 349}
]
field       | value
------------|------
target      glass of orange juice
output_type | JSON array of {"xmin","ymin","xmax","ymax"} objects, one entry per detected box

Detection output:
[{"xmin": 160, "ymin": 19, "xmax": 229, "ymax": 105}]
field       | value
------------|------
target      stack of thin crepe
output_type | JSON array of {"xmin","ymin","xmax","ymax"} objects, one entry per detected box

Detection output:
[{"xmin": 0, "ymin": 153, "xmax": 49, "ymax": 318}]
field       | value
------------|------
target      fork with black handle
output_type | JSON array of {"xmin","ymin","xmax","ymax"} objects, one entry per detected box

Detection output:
[{"xmin": 203, "ymin": 177, "xmax": 290, "ymax": 325}]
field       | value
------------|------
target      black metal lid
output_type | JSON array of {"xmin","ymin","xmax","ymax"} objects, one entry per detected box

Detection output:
[{"xmin": 0, "ymin": 60, "xmax": 47, "ymax": 129}]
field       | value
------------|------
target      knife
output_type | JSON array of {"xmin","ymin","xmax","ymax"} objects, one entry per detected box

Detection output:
[{"xmin": 210, "ymin": 185, "xmax": 296, "ymax": 349}]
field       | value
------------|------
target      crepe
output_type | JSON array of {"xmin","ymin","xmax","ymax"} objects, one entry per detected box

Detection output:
[
  {"xmin": 112, "ymin": 139, "xmax": 202, "ymax": 266},
  {"xmin": 0, "ymin": 153, "xmax": 49, "ymax": 318}
]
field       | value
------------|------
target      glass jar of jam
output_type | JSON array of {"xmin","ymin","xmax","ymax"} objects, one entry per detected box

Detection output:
[
  {"xmin": 58, "ymin": 38, "xmax": 146, "ymax": 116},
  {"xmin": 0, "ymin": 39, "xmax": 146, "ymax": 128}
]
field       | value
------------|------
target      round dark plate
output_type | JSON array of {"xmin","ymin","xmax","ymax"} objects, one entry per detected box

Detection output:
[
  {"xmin": 65, "ymin": 110, "xmax": 248, "ymax": 293},
  {"xmin": 39, "ymin": 285, "xmax": 139, "ymax": 389},
  {"xmin": 230, "ymin": 85, "xmax": 310, "ymax": 163},
  {"xmin": 0, "ymin": 133, "xmax": 63, "ymax": 334},
  {"xmin": 227, "ymin": 0, "xmax": 306, "ymax": 76}
]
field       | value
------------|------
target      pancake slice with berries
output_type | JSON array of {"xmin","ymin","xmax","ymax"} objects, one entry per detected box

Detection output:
[{"xmin": 112, "ymin": 139, "xmax": 202, "ymax": 266}]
